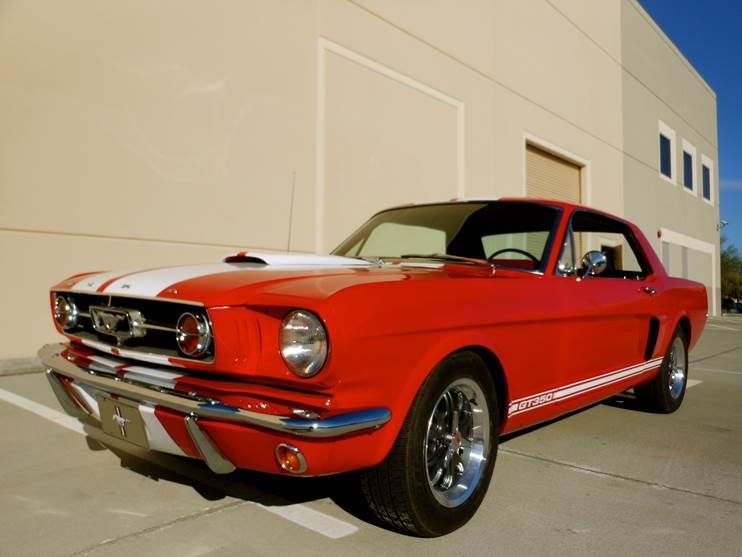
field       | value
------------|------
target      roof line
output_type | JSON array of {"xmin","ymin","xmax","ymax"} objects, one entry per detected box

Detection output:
[{"xmin": 629, "ymin": 0, "xmax": 716, "ymax": 98}]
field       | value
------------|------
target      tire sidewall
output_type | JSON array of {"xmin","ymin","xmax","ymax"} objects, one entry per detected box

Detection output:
[
  {"xmin": 404, "ymin": 351, "xmax": 499, "ymax": 536},
  {"xmin": 658, "ymin": 327, "xmax": 689, "ymax": 412}
]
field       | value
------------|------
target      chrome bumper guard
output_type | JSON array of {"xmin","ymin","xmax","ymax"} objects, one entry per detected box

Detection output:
[{"xmin": 39, "ymin": 343, "xmax": 391, "ymax": 474}]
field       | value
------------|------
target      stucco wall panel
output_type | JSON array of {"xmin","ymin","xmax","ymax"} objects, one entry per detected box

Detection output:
[
  {"xmin": 0, "ymin": 1, "xmax": 318, "ymax": 252},
  {"xmin": 323, "ymin": 50, "xmax": 459, "ymax": 249},
  {"xmin": 620, "ymin": 1, "xmax": 717, "ymax": 145}
]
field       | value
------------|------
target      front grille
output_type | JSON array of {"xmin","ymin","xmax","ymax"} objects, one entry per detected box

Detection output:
[{"xmin": 54, "ymin": 291, "xmax": 214, "ymax": 361}]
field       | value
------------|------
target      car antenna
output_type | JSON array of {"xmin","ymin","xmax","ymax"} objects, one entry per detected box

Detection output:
[{"xmin": 286, "ymin": 171, "xmax": 296, "ymax": 254}]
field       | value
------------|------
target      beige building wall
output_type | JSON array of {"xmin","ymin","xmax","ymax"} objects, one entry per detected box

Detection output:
[
  {"xmin": 0, "ymin": 0, "xmax": 719, "ymax": 360},
  {"xmin": 620, "ymin": 0, "xmax": 720, "ymax": 314}
]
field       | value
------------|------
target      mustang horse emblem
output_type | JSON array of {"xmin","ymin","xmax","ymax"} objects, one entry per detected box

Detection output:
[
  {"xmin": 95, "ymin": 311, "xmax": 126, "ymax": 334},
  {"xmin": 89, "ymin": 306, "xmax": 146, "ymax": 343}
]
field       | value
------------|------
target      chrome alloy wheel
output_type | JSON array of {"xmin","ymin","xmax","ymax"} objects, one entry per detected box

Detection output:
[
  {"xmin": 668, "ymin": 335, "xmax": 687, "ymax": 399},
  {"xmin": 424, "ymin": 378, "xmax": 490, "ymax": 508}
]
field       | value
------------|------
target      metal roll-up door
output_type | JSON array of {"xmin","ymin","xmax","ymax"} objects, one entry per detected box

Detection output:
[
  {"xmin": 526, "ymin": 144, "xmax": 582, "ymax": 260},
  {"xmin": 526, "ymin": 144, "xmax": 581, "ymax": 204}
]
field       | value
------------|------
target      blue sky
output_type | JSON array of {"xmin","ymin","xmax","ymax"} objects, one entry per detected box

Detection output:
[{"xmin": 640, "ymin": 0, "xmax": 742, "ymax": 252}]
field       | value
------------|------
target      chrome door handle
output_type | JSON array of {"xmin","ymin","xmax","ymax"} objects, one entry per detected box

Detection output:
[{"xmin": 640, "ymin": 286, "xmax": 657, "ymax": 296}]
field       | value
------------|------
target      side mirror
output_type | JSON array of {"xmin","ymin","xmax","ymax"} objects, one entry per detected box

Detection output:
[{"xmin": 581, "ymin": 250, "xmax": 607, "ymax": 278}]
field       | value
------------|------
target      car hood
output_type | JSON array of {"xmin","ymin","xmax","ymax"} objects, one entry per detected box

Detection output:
[{"xmin": 55, "ymin": 251, "xmax": 500, "ymax": 307}]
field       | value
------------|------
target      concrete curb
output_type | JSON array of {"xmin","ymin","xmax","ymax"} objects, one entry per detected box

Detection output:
[{"xmin": 0, "ymin": 357, "xmax": 44, "ymax": 376}]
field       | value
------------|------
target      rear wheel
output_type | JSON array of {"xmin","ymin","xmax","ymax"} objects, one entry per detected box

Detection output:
[
  {"xmin": 360, "ymin": 351, "xmax": 498, "ymax": 536},
  {"xmin": 635, "ymin": 326, "xmax": 688, "ymax": 413}
]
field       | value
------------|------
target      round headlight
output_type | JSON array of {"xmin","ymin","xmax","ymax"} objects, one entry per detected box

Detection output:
[
  {"xmin": 279, "ymin": 310, "xmax": 328, "ymax": 377},
  {"xmin": 176, "ymin": 312, "xmax": 212, "ymax": 357},
  {"xmin": 54, "ymin": 295, "xmax": 79, "ymax": 330}
]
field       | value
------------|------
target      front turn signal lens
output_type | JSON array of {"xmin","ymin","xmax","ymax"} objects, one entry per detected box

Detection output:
[{"xmin": 275, "ymin": 443, "xmax": 307, "ymax": 474}]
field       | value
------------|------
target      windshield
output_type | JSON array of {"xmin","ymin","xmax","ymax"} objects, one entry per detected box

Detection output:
[{"xmin": 332, "ymin": 201, "xmax": 561, "ymax": 271}]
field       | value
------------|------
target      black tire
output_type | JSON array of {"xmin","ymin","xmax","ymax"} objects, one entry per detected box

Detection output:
[
  {"xmin": 635, "ymin": 326, "xmax": 688, "ymax": 413},
  {"xmin": 359, "ymin": 351, "xmax": 499, "ymax": 537}
]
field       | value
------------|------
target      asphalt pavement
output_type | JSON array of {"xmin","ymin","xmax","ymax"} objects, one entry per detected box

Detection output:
[{"xmin": 1, "ymin": 316, "xmax": 741, "ymax": 556}]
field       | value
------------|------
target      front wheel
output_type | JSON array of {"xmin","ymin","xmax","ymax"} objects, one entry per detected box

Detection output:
[
  {"xmin": 634, "ymin": 326, "xmax": 688, "ymax": 413},
  {"xmin": 359, "ymin": 351, "xmax": 498, "ymax": 536}
]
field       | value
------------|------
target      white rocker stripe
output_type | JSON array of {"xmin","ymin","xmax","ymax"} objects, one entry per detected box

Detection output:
[{"xmin": 507, "ymin": 357, "xmax": 664, "ymax": 418}]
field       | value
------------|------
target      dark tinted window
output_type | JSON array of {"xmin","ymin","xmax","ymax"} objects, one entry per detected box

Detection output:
[
  {"xmin": 702, "ymin": 165, "xmax": 711, "ymax": 200},
  {"xmin": 557, "ymin": 212, "xmax": 650, "ymax": 279},
  {"xmin": 660, "ymin": 134, "xmax": 672, "ymax": 178},
  {"xmin": 333, "ymin": 202, "xmax": 560, "ymax": 271},
  {"xmin": 683, "ymin": 151, "xmax": 693, "ymax": 190}
]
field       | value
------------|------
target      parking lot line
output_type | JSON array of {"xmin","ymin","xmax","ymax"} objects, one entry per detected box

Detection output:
[
  {"xmin": 0, "ymin": 386, "xmax": 360, "ymax": 540},
  {"xmin": 695, "ymin": 366, "xmax": 742, "ymax": 376},
  {"xmin": 255, "ymin": 502, "xmax": 358, "ymax": 538},
  {"xmin": 0, "ymin": 387, "xmax": 84, "ymax": 434},
  {"xmin": 706, "ymin": 324, "xmax": 741, "ymax": 331},
  {"xmin": 686, "ymin": 379, "xmax": 703, "ymax": 388}
]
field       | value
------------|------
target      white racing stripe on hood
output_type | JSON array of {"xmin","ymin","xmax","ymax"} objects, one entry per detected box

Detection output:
[
  {"xmin": 67, "ymin": 253, "xmax": 372, "ymax": 298},
  {"xmin": 100, "ymin": 254, "xmax": 371, "ymax": 297},
  {"xmin": 70, "ymin": 269, "xmax": 143, "ymax": 292},
  {"xmin": 103, "ymin": 263, "xmax": 245, "ymax": 296}
]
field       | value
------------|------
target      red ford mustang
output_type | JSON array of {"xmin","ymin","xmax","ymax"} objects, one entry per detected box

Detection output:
[{"xmin": 40, "ymin": 199, "xmax": 707, "ymax": 536}]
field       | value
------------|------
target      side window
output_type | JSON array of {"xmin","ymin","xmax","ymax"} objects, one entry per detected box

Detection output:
[{"xmin": 557, "ymin": 213, "xmax": 649, "ymax": 279}]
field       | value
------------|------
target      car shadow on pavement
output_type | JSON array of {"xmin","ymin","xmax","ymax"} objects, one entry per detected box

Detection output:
[
  {"xmin": 81, "ymin": 422, "xmax": 382, "ymax": 527},
  {"xmin": 74, "ymin": 389, "xmax": 648, "ymax": 533},
  {"xmin": 500, "ymin": 390, "xmax": 644, "ymax": 444}
]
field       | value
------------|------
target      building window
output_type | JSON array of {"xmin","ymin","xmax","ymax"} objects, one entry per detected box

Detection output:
[
  {"xmin": 660, "ymin": 135, "xmax": 672, "ymax": 178},
  {"xmin": 681, "ymin": 139, "xmax": 696, "ymax": 195},
  {"xmin": 658, "ymin": 120, "xmax": 676, "ymax": 183},
  {"xmin": 701, "ymin": 154, "xmax": 714, "ymax": 205},
  {"xmin": 683, "ymin": 151, "xmax": 693, "ymax": 189}
]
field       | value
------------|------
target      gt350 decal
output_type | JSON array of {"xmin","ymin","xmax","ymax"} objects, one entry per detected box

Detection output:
[{"xmin": 507, "ymin": 357, "xmax": 664, "ymax": 417}]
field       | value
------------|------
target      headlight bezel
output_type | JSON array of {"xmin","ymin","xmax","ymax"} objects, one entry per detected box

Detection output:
[
  {"xmin": 279, "ymin": 309, "xmax": 329, "ymax": 378},
  {"xmin": 175, "ymin": 312, "xmax": 212, "ymax": 358},
  {"xmin": 54, "ymin": 294, "xmax": 79, "ymax": 330}
]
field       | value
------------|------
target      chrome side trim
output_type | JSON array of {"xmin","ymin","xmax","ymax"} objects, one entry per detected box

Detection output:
[
  {"xmin": 279, "ymin": 408, "xmax": 393, "ymax": 436},
  {"xmin": 39, "ymin": 343, "xmax": 392, "ymax": 438},
  {"xmin": 45, "ymin": 368, "xmax": 89, "ymax": 419},
  {"xmin": 184, "ymin": 415, "xmax": 236, "ymax": 474}
]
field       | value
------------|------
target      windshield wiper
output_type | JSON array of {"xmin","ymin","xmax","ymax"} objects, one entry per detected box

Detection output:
[{"xmin": 400, "ymin": 253, "xmax": 495, "ymax": 270}]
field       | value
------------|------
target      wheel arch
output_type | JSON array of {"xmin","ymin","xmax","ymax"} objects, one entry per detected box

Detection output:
[
  {"xmin": 453, "ymin": 345, "xmax": 509, "ymax": 431},
  {"xmin": 676, "ymin": 314, "xmax": 692, "ymax": 345}
]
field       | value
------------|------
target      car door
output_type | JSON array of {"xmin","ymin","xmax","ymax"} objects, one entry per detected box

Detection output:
[{"xmin": 548, "ymin": 211, "xmax": 657, "ymax": 407}]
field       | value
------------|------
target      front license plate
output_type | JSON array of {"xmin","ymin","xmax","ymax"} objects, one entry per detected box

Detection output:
[{"xmin": 96, "ymin": 394, "xmax": 149, "ymax": 449}]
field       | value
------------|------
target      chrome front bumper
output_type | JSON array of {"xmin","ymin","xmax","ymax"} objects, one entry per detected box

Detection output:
[{"xmin": 39, "ymin": 343, "xmax": 391, "ymax": 473}]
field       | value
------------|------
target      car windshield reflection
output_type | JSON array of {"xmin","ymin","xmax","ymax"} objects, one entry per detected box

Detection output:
[{"xmin": 332, "ymin": 201, "xmax": 561, "ymax": 272}]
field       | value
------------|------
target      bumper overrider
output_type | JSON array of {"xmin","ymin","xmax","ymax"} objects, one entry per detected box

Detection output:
[{"xmin": 39, "ymin": 343, "xmax": 391, "ymax": 476}]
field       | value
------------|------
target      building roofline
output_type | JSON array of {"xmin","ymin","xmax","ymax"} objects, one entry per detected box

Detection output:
[{"xmin": 630, "ymin": 0, "xmax": 716, "ymax": 99}]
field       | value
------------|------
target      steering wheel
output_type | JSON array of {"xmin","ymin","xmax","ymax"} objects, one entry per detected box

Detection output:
[{"xmin": 487, "ymin": 248, "xmax": 539, "ymax": 264}]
